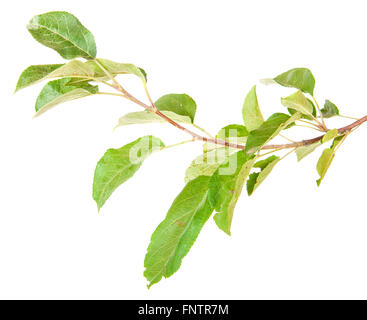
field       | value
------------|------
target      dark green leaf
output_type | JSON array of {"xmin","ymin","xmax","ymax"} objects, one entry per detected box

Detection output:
[
  {"xmin": 208, "ymin": 150, "xmax": 255, "ymax": 235},
  {"xmin": 144, "ymin": 176, "xmax": 213, "ymax": 288},
  {"xmin": 245, "ymin": 112, "xmax": 301, "ymax": 154},
  {"xmin": 27, "ymin": 11, "xmax": 96, "ymax": 59},
  {"xmin": 34, "ymin": 78, "xmax": 98, "ymax": 116},
  {"xmin": 15, "ymin": 64, "xmax": 64, "ymax": 92},
  {"xmin": 321, "ymin": 100, "xmax": 340, "ymax": 118},
  {"xmin": 247, "ymin": 156, "xmax": 280, "ymax": 195},
  {"xmin": 93, "ymin": 136, "xmax": 164, "ymax": 210},
  {"xmin": 242, "ymin": 85, "xmax": 264, "ymax": 131},
  {"xmin": 274, "ymin": 68, "xmax": 315, "ymax": 95},
  {"xmin": 155, "ymin": 94, "xmax": 197, "ymax": 122}
]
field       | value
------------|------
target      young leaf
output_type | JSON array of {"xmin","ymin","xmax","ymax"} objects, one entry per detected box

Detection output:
[
  {"xmin": 281, "ymin": 90, "xmax": 314, "ymax": 117},
  {"xmin": 93, "ymin": 136, "xmax": 164, "ymax": 210},
  {"xmin": 273, "ymin": 68, "xmax": 315, "ymax": 95},
  {"xmin": 296, "ymin": 142, "xmax": 322, "ymax": 161},
  {"xmin": 245, "ymin": 112, "xmax": 301, "ymax": 154},
  {"xmin": 287, "ymin": 98, "xmax": 317, "ymax": 121},
  {"xmin": 316, "ymin": 148, "xmax": 334, "ymax": 186},
  {"xmin": 27, "ymin": 11, "xmax": 96, "ymax": 60},
  {"xmin": 321, "ymin": 100, "xmax": 340, "ymax": 118},
  {"xmin": 185, "ymin": 148, "xmax": 234, "ymax": 183},
  {"xmin": 87, "ymin": 59, "xmax": 147, "ymax": 83},
  {"xmin": 208, "ymin": 150, "xmax": 256, "ymax": 235},
  {"xmin": 322, "ymin": 129, "xmax": 339, "ymax": 143},
  {"xmin": 116, "ymin": 110, "xmax": 192, "ymax": 127},
  {"xmin": 15, "ymin": 64, "xmax": 64, "ymax": 92},
  {"xmin": 316, "ymin": 135, "xmax": 344, "ymax": 186},
  {"xmin": 155, "ymin": 94, "xmax": 197, "ymax": 122},
  {"xmin": 34, "ymin": 78, "xmax": 98, "ymax": 116},
  {"xmin": 242, "ymin": 86, "xmax": 264, "ymax": 131},
  {"xmin": 247, "ymin": 155, "xmax": 280, "ymax": 196},
  {"xmin": 144, "ymin": 176, "xmax": 213, "ymax": 288}
]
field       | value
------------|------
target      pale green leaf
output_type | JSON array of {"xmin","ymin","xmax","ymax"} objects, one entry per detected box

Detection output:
[
  {"xmin": 87, "ymin": 58, "xmax": 147, "ymax": 83},
  {"xmin": 185, "ymin": 148, "xmax": 235, "ymax": 183},
  {"xmin": 316, "ymin": 135, "xmax": 344, "ymax": 186},
  {"xmin": 316, "ymin": 148, "xmax": 334, "ymax": 186},
  {"xmin": 144, "ymin": 176, "xmax": 213, "ymax": 288},
  {"xmin": 245, "ymin": 112, "xmax": 301, "ymax": 154},
  {"xmin": 247, "ymin": 156, "xmax": 280, "ymax": 195},
  {"xmin": 27, "ymin": 11, "xmax": 96, "ymax": 59},
  {"xmin": 34, "ymin": 78, "xmax": 98, "ymax": 116},
  {"xmin": 16, "ymin": 59, "xmax": 147, "ymax": 93},
  {"xmin": 296, "ymin": 142, "xmax": 322, "ymax": 161},
  {"xmin": 322, "ymin": 129, "xmax": 339, "ymax": 143},
  {"xmin": 274, "ymin": 68, "xmax": 315, "ymax": 95},
  {"xmin": 15, "ymin": 64, "xmax": 64, "ymax": 92},
  {"xmin": 208, "ymin": 150, "xmax": 256, "ymax": 235},
  {"xmin": 321, "ymin": 100, "xmax": 340, "ymax": 118},
  {"xmin": 93, "ymin": 136, "xmax": 164, "ymax": 210},
  {"xmin": 242, "ymin": 85, "xmax": 264, "ymax": 131},
  {"xmin": 288, "ymin": 97, "xmax": 317, "ymax": 121},
  {"xmin": 155, "ymin": 94, "xmax": 197, "ymax": 122},
  {"xmin": 116, "ymin": 110, "xmax": 192, "ymax": 127},
  {"xmin": 281, "ymin": 90, "xmax": 314, "ymax": 117}
]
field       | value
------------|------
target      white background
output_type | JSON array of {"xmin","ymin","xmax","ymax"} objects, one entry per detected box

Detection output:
[{"xmin": 1, "ymin": 0, "xmax": 367, "ymax": 299}]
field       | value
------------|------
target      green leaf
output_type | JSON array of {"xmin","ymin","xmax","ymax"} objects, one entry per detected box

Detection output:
[
  {"xmin": 93, "ymin": 136, "xmax": 164, "ymax": 210},
  {"xmin": 281, "ymin": 91, "xmax": 314, "ymax": 117},
  {"xmin": 216, "ymin": 124, "xmax": 249, "ymax": 139},
  {"xmin": 144, "ymin": 176, "xmax": 213, "ymax": 288},
  {"xmin": 15, "ymin": 60, "xmax": 95, "ymax": 92},
  {"xmin": 316, "ymin": 135, "xmax": 344, "ymax": 186},
  {"xmin": 155, "ymin": 94, "xmax": 197, "ymax": 122},
  {"xmin": 16, "ymin": 59, "xmax": 147, "ymax": 93},
  {"xmin": 288, "ymin": 98, "xmax": 317, "ymax": 121},
  {"xmin": 27, "ymin": 11, "xmax": 96, "ymax": 60},
  {"xmin": 274, "ymin": 68, "xmax": 315, "ymax": 95},
  {"xmin": 87, "ymin": 58, "xmax": 147, "ymax": 83},
  {"xmin": 247, "ymin": 156, "xmax": 280, "ymax": 196},
  {"xmin": 242, "ymin": 85, "xmax": 264, "ymax": 131},
  {"xmin": 185, "ymin": 148, "xmax": 234, "ymax": 183},
  {"xmin": 295, "ymin": 142, "xmax": 321, "ymax": 161},
  {"xmin": 116, "ymin": 110, "xmax": 192, "ymax": 127},
  {"xmin": 15, "ymin": 64, "xmax": 64, "ymax": 92},
  {"xmin": 208, "ymin": 150, "xmax": 256, "ymax": 235},
  {"xmin": 245, "ymin": 112, "xmax": 301, "ymax": 154},
  {"xmin": 316, "ymin": 148, "xmax": 334, "ymax": 186},
  {"xmin": 34, "ymin": 78, "xmax": 98, "ymax": 116},
  {"xmin": 321, "ymin": 100, "xmax": 340, "ymax": 118},
  {"xmin": 322, "ymin": 129, "xmax": 338, "ymax": 143},
  {"xmin": 331, "ymin": 135, "xmax": 344, "ymax": 149},
  {"xmin": 203, "ymin": 124, "xmax": 248, "ymax": 153}
]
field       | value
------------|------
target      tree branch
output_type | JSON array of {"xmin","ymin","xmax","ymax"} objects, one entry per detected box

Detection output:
[{"xmin": 109, "ymin": 80, "xmax": 367, "ymax": 152}]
